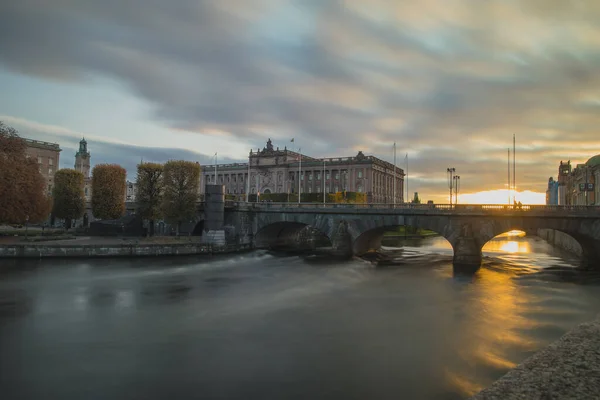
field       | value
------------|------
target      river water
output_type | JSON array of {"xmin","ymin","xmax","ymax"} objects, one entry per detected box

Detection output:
[{"xmin": 1, "ymin": 235, "xmax": 600, "ymax": 400}]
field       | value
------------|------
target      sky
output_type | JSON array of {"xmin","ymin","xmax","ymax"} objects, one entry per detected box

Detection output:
[{"xmin": 2, "ymin": 0, "xmax": 600, "ymax": 204}]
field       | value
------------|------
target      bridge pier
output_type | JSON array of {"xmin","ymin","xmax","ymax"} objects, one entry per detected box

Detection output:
[
  {"xmin": 452, "ymin": 236, "xmax": 482, "ymax": 273},
  {"xmin": 450, "ymin": 223, "xmax": 483, "ymax": 272}
]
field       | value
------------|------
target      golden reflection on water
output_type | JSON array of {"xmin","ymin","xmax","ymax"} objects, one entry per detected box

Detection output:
[
  {"xmin": 446, "ymin": 236, "xmax": 543, "ymax": 397},
  {"xmin": 483, "ymin": 231, "xmax": 531, "ymax": 254}
]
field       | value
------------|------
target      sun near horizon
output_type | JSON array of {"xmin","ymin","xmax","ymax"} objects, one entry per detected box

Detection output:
[{"xmin": 458, "ymin": 189, "xmax": 545, "ymax": 205}]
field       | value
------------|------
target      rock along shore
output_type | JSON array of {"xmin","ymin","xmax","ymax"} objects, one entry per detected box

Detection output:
[{"xmin": 471, "ymin": 316, "xmax": 600, "ymax": 400}]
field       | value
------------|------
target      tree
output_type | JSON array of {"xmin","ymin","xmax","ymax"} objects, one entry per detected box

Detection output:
[
  {"xmin": 162, "ymin": 160, "xmax": 200, "ymax": 235},
  {"xmin": 52, "ymin": 169, "xmax": 85, "ymax": 229},
  {"xmin": 91, "ymin": 164, "xmax": 126, "ymax": 220},
  {"xmin": 0, "ymin": 122, "xmax": 51, "ymax": 224},
  {"xmin": 136, "ymin": 162, "xmax": 164, "ymax": 236},
  {"xmin": 411, "ymin": 192, "xmax": 421, "ymax": 204}
]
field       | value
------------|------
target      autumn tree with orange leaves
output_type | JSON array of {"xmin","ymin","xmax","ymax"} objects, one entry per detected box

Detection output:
[
  {"xmin": 52, "ymin": 169, "xmax": 85, "ymax": 229},
  {"xmin": 91, "ymin": 164, "xmax": 126, "ymax": 220},
  {"xmin": 0, "ymin": 122, "xmax": 51, "ymax": 224}
]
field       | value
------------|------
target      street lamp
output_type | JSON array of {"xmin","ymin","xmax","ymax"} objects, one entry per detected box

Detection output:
[
  {"xmin": 453, "ymin": 175, "xmax": 461, "ymax": 205},
  {"xmin": 447, "ymin": 168, "xmax": 455, "ymax": 206}
]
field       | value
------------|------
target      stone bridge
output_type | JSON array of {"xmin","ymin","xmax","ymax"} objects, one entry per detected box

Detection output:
[{"xmin": 225, "ymin": 203, "xmax": 600, "ymax": 269}]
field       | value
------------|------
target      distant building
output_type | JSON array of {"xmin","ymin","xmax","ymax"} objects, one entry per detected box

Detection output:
[
  {"xmin": 126, "ymin": 180, "xmax": 137, "ymax": 202},
  {"xmin": 545, "ymin": 177, "xmax": 559, "ymax": 205},
  {"xmin": 200, "ymin": 139, "xmax": 404, "ymax": 203},
  {"xmin": 24, "ymin": 138, "xmax": 61, "ymax": 195},
  {"xmin": 552, "ymin": 156, "xmax": 599, "ymax": 206}
]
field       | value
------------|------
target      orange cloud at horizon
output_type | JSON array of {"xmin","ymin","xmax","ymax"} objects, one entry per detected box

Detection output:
[{"xmin": 458, "ymin": 189, "xmax": 545, "ymax": 205}]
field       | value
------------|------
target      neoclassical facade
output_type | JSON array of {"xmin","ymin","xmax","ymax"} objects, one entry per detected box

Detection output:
[{"xmin": 200, "ymin": 139, "xmax": 405, "ymax": 203}]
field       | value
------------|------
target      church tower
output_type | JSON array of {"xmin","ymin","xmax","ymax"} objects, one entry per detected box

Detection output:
[{"xmin": 74, "ymin": 138, "xmax": 91, "ymax": 178}]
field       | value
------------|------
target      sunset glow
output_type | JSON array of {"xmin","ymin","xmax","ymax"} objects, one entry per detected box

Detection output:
[{"xmin": 458, "ymin": 190, "xmax": 545, "ymax": 205}]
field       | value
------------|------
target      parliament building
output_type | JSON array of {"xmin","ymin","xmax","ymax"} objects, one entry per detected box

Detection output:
[{"xmin": 200, "ymin": 139, "xmax": 405, "ymax": 203}]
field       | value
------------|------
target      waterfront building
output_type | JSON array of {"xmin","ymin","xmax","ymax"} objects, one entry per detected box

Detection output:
[
  {"xmin": 24, "ymin": 138, "xmax": 61, "ymax": 195},
  {"xmin": 545, "ymin": 177, "xmax": 559, "ymax": 205},
  {"xmin": 552, "ymin": 156, "xmax": 599, "ymax": 206},
  {"xmin": 200, "ymin": 139, "xmax": 405, "ymax": 203}
]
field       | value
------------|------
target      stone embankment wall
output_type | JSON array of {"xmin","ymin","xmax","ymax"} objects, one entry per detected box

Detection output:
[
  {"xmin": 471, "ymin": 316, "xmax": 600, "ymax": 399},
  {"xmin": 537, "ymin": 228, "xmax": 583, "ymax": 256},
  {"xmin": 0, "ymin": 243, "xmax": 252, "ymax": 258}
]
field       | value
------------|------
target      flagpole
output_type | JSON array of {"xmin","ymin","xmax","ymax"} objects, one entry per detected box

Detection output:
[
  {"xmin": 513, "ymin": 134, "xmax": 516, "ymax": 203},
  {"xmin": 246, "ymin": 150, "xmax": 250, "ymax": 203},
  {"xmin": 405, "ymin": 153, "xmax": 408, "ymax": 204},
  {"xmin": 323, "ymin": 158, "xmax": 326, "ymax": 205},
  {"xmin": 393, "ymin": 143, "xmax": 397, "ymax": 207},
  {"xmin": 214, "ymin": 153, "xmax": 217, "ymax": 184},
  {"xmin": 298, "ymin": 147, "xmax": 302, "ymax": 204},
  {"xmin": 507, "ymin": 148, "xmax": 510, "ymax": 205}
]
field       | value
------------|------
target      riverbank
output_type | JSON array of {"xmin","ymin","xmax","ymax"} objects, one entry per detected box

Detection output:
[
  {"xmin": 0, "ymin": 236, "xmax": 252, "ymax": 258},
  {"xmin": 471, "ymin": 316, "xmax": 600, "ymax": 399}
]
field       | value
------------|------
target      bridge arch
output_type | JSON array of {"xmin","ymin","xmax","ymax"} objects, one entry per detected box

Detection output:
[
  {"xmin": 463, "ymin": 218, "xmax": 600, "ymax": 269},
  {"xmin": 246, "ymin": 206, "xmax": 600, "ymax": 269},
  {"xmin": 254, "ymin": 221, "xmax": 331, "ymax": 251},
  {"xmin": 352, "ymin": 223, "xmax": 452, "ymax": 256}
]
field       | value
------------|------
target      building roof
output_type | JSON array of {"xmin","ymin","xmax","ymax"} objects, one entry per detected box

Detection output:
[
  {"xmin": 586, "ymin": 154, "xmax": 600, "ymax": 167},
  {"xmin": 23, "ymin": 138, "xmax": 61, "ymax": 152}
]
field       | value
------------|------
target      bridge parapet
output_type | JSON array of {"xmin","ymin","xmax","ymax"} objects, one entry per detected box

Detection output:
[{"xmin": 230, "ymin": 202, "xmax": 600, "ymax": 218}]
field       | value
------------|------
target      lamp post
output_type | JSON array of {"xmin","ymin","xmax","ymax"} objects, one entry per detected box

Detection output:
[
  {"xmin": 585, "ymin": 166, "xmax": 589, "ymax": 206},
  {"xmin": 453, "ymin": 175, "xmax": 460, "ymax": 205},
  {"xmin": 25, "ymin": 215, "xmax": 29, "ymax": 240},
  {"xmin": 447, "ymin": 167, "xmax": 455, "ymax": 206}
]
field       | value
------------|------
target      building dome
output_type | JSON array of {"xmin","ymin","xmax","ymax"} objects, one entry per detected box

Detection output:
[{"xmin": 585, "ymin": 154, "xmax": 600, "ymax": 167}]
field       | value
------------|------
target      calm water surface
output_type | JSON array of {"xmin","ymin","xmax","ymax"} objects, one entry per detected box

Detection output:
[{"xmin": 1, "ymin": 235, "xmax": 599, "ymax": 399}]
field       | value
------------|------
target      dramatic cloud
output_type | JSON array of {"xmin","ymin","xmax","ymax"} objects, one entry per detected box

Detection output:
[
  {"xmin": 2, "ymin": 116, "xmax": 239, "ymax": 180},
  {"xmin": 2, "ymin": 0, "xmax": 600, "ymax": 201}
]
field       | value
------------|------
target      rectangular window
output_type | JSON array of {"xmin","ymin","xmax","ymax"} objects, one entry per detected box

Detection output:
[
  {"xmin": 308, "ymin": 172, "xmax": 312, "ymax": 181},
  {"xmin": 37, "ymin": 156, "xmax": 42, "ymax": 164},
  {"xmin": 335, "ymin": 172, "xmax": 340, "ymax": 180},
  {"xmin": 358, "ymin": 171, "xmax": 362, "ymax": 178},
  {"xmin": 317, "ymin": 172, "xmax": 321, "ymax": 180},
  {"xmin": 326, "ymin": 172, "xmax": 330, "ymax": 179},
  {"xmin": 49, "ymin": 159, "xmax": 53, "ymax": 166},
  {"xmin": 48, "ymin": 168, "xmax": 53, "ymax": 175},
  {"xmin": 309, "ymin": 187, "xmax": 312, "ymax": 193}
]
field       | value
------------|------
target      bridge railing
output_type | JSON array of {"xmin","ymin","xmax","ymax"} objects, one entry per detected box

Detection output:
[{"xmin": 230, "ymin": 202, "xmax": 600, "ymax": 213}]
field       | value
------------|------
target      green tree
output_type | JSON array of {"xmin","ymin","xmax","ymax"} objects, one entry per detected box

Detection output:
[
  {"xmin": 162, "ymin": 160, "xmax": 200, "ymax": 235},
  {"xmin": 52, "ymin": 169, "xmax": 85, "ymax": 229},
  {"xmin": 411, "ymin": 192, "xmax": 421, "ymax": 204},
  {"xmin": 91, "ymin": 164, "xmax": 126, "ymax": 220},
  {"xmin": 136, "ymin": 162, "xmax": 164, "ymax": 236},
  {"xmin": 0, "ymin": 122, "xmax": 51, "ymax": 224}
]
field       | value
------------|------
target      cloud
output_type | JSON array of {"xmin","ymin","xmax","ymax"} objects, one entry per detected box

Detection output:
[
  {"xmin": 2, "ymin": 0, "xmax": 600, "ymax": 200},
  {"xmin": 2, "ymin": 116, "xmax": 242, "ymax": 180}
]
